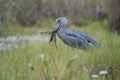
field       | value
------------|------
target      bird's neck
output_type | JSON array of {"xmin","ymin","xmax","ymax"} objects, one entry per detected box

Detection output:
[
  {"xmin": 56, "ymin": 27, "xmax": 66, "ymax": 39},
  {"xmin": 57, "ymin": 27, "xmax": 66, "ymax": 33}
]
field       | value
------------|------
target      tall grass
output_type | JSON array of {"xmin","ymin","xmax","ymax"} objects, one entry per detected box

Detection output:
[{"xmin": 0, "ymin": 21, "xmax": 120, "ymax": 80}]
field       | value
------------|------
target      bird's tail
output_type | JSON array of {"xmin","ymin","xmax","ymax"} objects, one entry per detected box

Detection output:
[
  {"xmin": 79, "ymin": 32, "xmax": 101, "ymax": 48},
  {"xmin": 88, "ymin": 42, "xmax": 101, "ymax": 48},
  {"xmin": 88, "ymin": 38, "xmax": 102, "ymax": 48}
]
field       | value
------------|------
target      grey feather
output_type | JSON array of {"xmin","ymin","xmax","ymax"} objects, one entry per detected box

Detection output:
[{"xmin": 50, "ymin": 17, "xmax": 101, "ymax": 50}]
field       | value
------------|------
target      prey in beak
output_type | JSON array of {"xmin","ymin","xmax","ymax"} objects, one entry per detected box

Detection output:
[{"xmin": 49, "ymin": 22, "xmax": 60, "ymax": 48}]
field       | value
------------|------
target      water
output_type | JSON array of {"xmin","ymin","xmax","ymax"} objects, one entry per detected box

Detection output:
[{"xmin": 0, "ymin": 34, "xmax": 49, "ymax": 50}]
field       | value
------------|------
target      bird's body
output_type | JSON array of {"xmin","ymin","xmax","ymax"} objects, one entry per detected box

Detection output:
[
  {"xmin": 49, "ymin": 17, "xmax": 101, "ymax": 50},
  {"xmin": 57, "ymin": 27, "xmax": 88, "ymax": 49}
]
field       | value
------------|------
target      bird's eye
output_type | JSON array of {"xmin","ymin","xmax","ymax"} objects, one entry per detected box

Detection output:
[{"xmin": 57, "ymin": 20, "xmax": 61, "ymax": 23}]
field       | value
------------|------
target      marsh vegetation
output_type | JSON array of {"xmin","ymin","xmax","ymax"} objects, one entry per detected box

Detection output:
[{"xmin": 0, "ymin": 20, "xmax": 120, "ymax": 80}]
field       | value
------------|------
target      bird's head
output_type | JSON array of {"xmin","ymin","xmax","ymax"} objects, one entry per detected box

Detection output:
[
  {"xmin": 52, "ymin": 17, "xmax": 67, "ymax": 33},
  {"xmin": 55, "ymin": 17, "xmax": 67, "ymax": 27},
  {"xmin": 49, "ymin": 17, "xmax": 67, "ymax": 45}
]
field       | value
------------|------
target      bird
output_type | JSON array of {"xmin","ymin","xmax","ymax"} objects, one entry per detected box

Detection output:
[{"xmin": 49, "ymin": 17, "xmax": 101, "ymax": 50}]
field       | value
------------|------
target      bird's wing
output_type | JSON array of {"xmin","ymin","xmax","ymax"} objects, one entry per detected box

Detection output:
[
  {"xmin": 73, "ymin": 30, "xmax": 101, "ymax": 47},
  {"xmin": 64, "ymin": 30, "xmax": 88, "ymax": 49}
]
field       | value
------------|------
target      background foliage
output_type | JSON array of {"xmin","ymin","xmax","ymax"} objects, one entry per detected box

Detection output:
[{"xmin": 0, "ymin": 0, "xmax": 107, "ymax": 26}]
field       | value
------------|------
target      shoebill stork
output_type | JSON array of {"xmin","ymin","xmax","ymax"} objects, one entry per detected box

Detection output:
[{"xmin": 49, "ymin": 17, "xmax": 101, "ymax": 50}]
